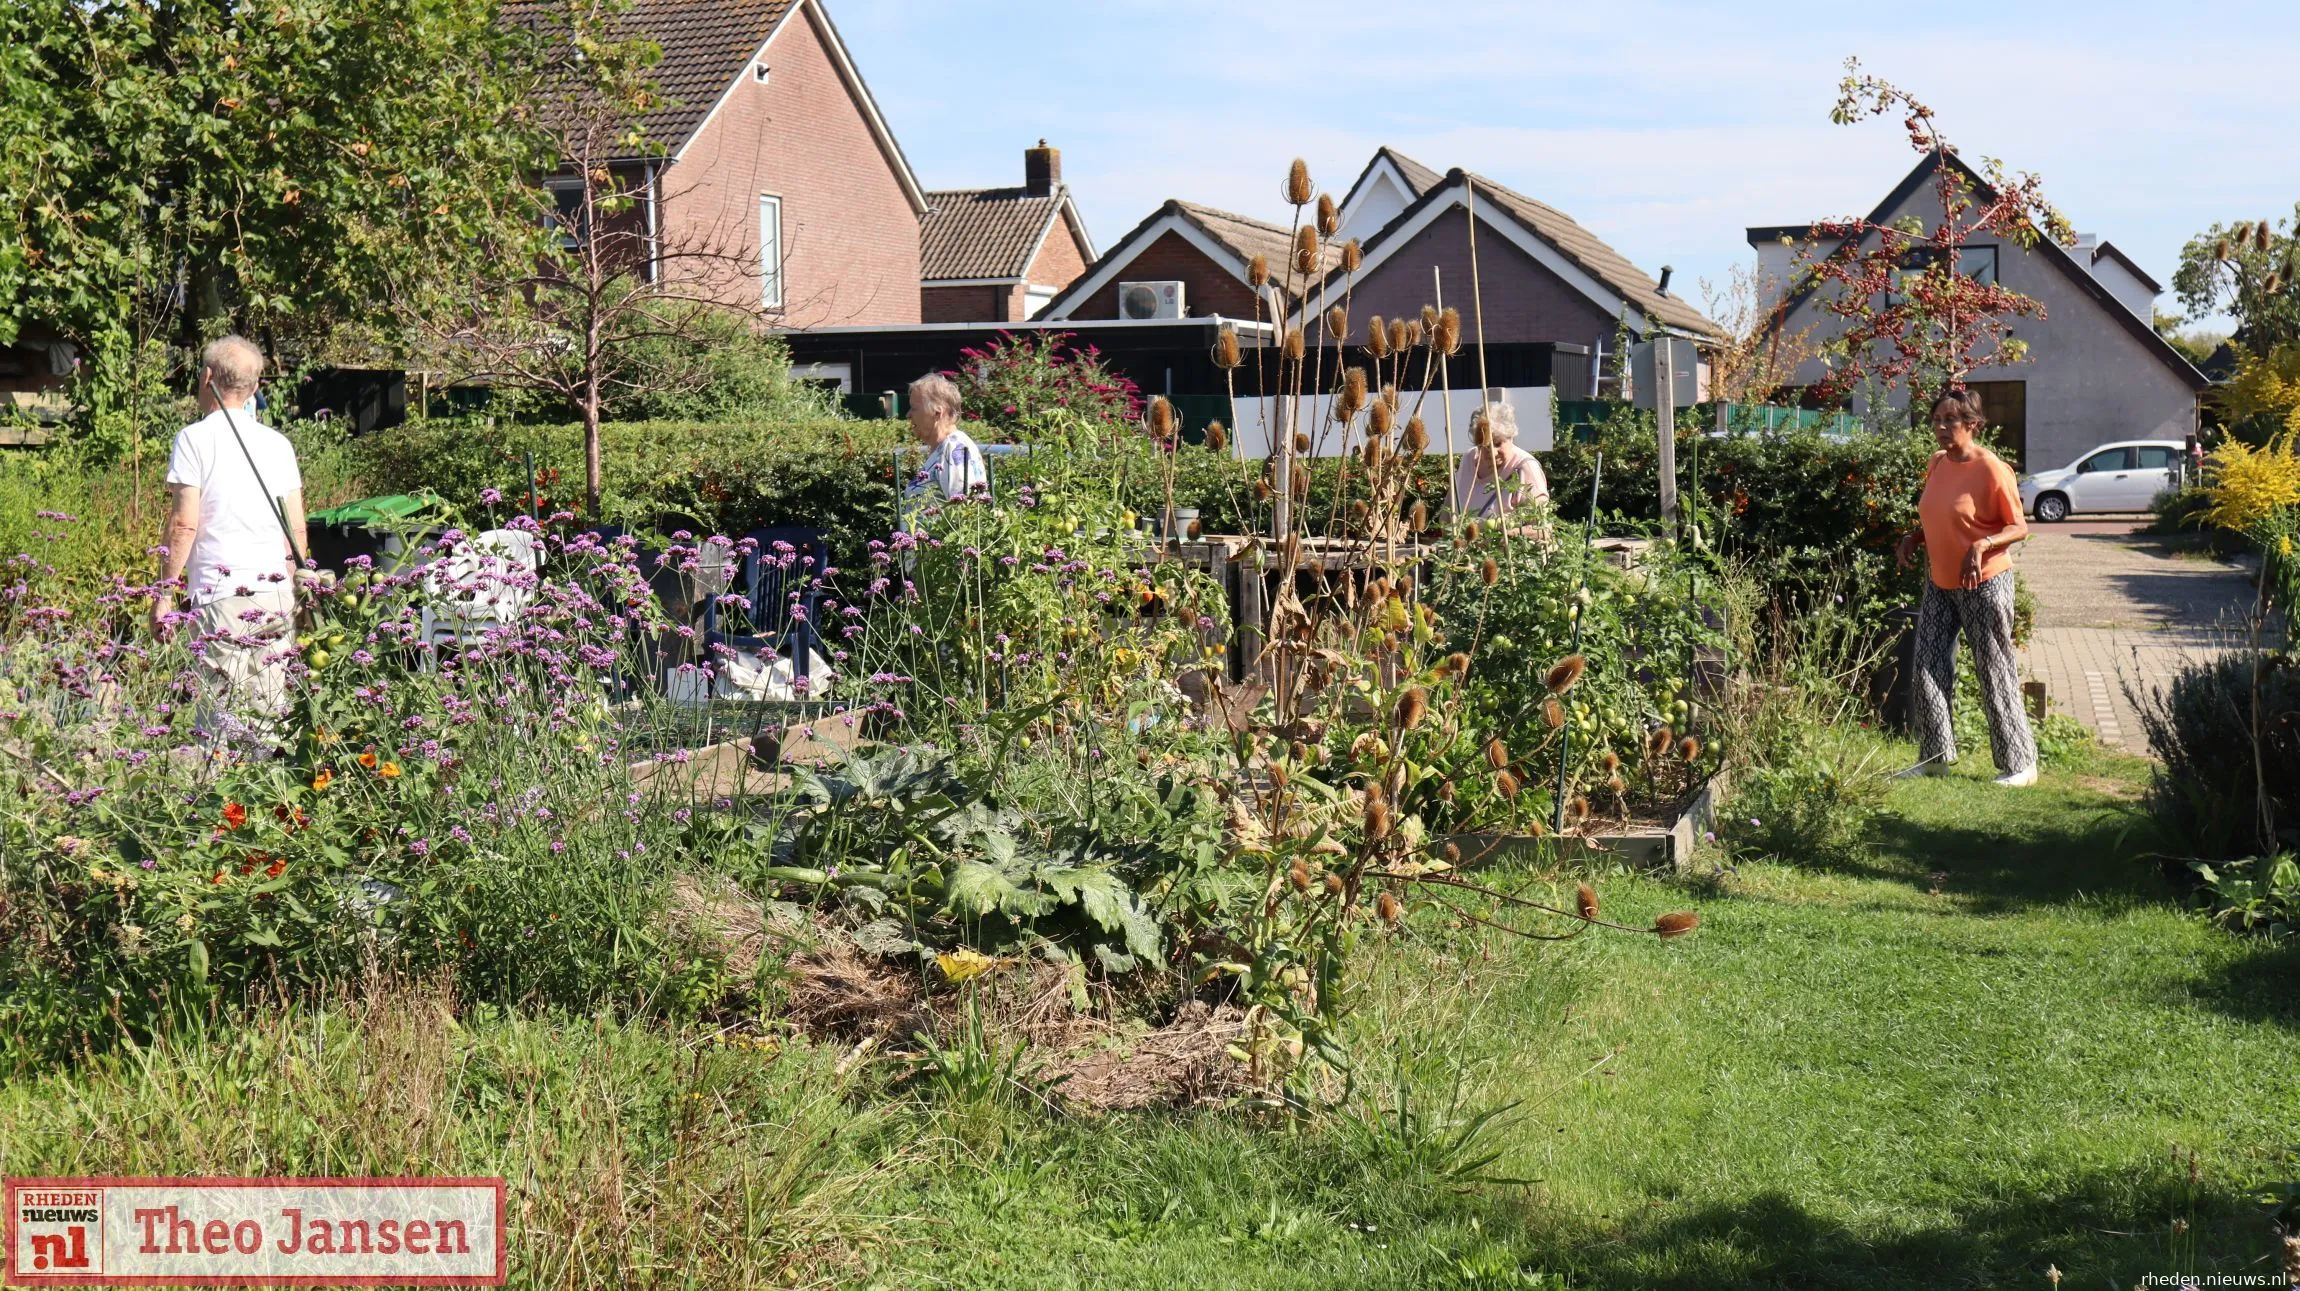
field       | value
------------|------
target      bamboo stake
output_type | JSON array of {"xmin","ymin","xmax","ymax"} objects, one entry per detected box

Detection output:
[
  {"xmin": 1435, "ymin": 266, "xmax": 1458, "ymax": 516},
  {"xmin": 1554, "ymin": 451, "xmax": 1604, "ymax": 839}
]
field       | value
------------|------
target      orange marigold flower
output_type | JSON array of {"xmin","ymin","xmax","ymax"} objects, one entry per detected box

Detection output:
[
  {"xmin": 357, "ymin": 751, "xmax": 378, "ymax": 769},
  {"xmin": 265, "ymin": 859, "xmax": 287, "ymax": 879},
  {"xmin": 311, "ymin": 769, "xmax": 333, "ymax": 792},
  {"xmin": 211, "ymin": 871, "xmax": 228, "ymax": 885},
  {"xmin": 380, "ymin": 762, "xmax": 402, "ymax": 779},
  {"xmin": 221, "ymin": 802, "xmax": 247, "ymax": 830}
]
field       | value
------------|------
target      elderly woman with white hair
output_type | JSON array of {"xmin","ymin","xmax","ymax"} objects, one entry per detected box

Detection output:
[
  {"xmin": 903, "ymin": 372, "xmax": 987, "ymax": 516},
  {"xmin": 1451, "ymin": 390, "xmax": 1549, "ymax": 520}
]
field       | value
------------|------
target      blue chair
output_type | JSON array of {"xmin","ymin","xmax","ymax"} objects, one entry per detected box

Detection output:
[{"xmin": 702, "ymin": 526, "xmax": 829, "ymax": 688}]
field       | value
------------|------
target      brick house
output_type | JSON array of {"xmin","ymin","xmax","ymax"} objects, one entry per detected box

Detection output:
[
  {"xmin": 1747, "ymin": 150, "xmax": 2206, "ymax": 470},
  {"xmin": 1309, "ymin": 149, "xmax": 1722, "ymax": 360},
  {"xmin": 544, "ymin": 0, "xmax": 928, "ymax": 327},
  {"xmin": 1037, "ymin": 200, "xmax": 1306, "ymax": 323},
  {"xmin": 919, "ymin": 142, "xmax": 1096, "ymax": 323}
]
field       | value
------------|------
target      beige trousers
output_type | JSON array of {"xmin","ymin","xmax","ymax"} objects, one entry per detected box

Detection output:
[{"xmin": 192, "ymin": 587, "xmax": 296, "ymax": 742}]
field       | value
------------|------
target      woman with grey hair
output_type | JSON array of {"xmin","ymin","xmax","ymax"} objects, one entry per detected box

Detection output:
[
  {"xmin": 1451, "ymin": 390, "xmax": 1549, "ymax": 519},
  {"xmin": 903, "ymin": 372, "xmax": 987, "ymax": 519}
]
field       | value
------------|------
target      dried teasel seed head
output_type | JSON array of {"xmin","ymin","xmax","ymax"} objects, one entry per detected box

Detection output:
[
  {"xmin": 1213, "ymin": 328, "xmax": 1242, "ymax": 370},
  {"xmin": 1481, "ymin": 556, "xmax": 1500, "ymax": 586},
  {"xmin": 1576, "ymin": 882, "xmax": 1599, "ymax": 921},
  {"xmin": 1317, "ymin": 192, "xmax": 1340, "ymax": 237},
  {"xmin": 1435, "ymin": 307, "xmax": 1463, "ymax": 355},
  {"xmin": 1464, "ymin": 520, "xmax": 1481, "ymax": 542},
  {"xmin": 1283, "ymin": 327, "xmax": 1305, "ymax": 361},
  {"xmin": 1396, "ymin": 574, "xmax": 1413, "ymax": 597},
  {"xmin": 1654, "ymin": 911, "xmax": 1700, "ymax": 939},
  {"xmin": 1255, "ymin": 478, "xmax": 1273, "ymax": 501},
  {"xmin": 1294, "ymin": 224, "xmax": 1321, "ymax": 275},
  {"xmin": 1395, "ymin": 686, "xmax": 1429, "ymax": 730},
  {"xmin": 1268, "ymin": 762, "xmax": 1289, "ymax": 789},
  {"xmin": 1349, "ymin": 498, "xmax": 1370, "ymax": 524},
  {"xmin": 1376, "ymin": 890, "xmax": 1402, "ymax": 924},
  {"xmin": 1648, "ymin": 724, "xmax": 1675, "ymax": 758},
  {"xmin": 1292, "ymin": 469, "xmax": 1310, "ymax": 499},
  {"xmin": 1285, "ymin": 158, "xmax": 1314, "ymax": 206},
  {"xmin": 1483, "ymin": 735, "xmax": 1509, "ymax": 769},
  {"xmin": 1205, "ymin": 421, "xmax": 1228, "ymax": 453},
  {"xmin": 1679, "ymin": 736, "xmax": 1702, "ymax": 762},
  {"xmin": 1381, "ymin": 383, "xmax": 1400, "ymax": 411},
  {"xmin": 1544, "ymin": 654, "xmax": 1586, "ymax": 693},
  {"xmin": 1250, "ymin": 254, "xmax": 1271, "ymax": 288},
  {"xmin": 2268, "ymin": 271, "xmax": 2286, "ymax": 295},
  {"xmin": 1542, "ymin": 696, "xmax": 1565, "ymax": 729},
  {"xmin": 1439, "ymin": 780, "xmax": 1457, "ymax": 803},
  {"xmin": 1293, "ymin": 431, "xmax": 1310, "ymax": 454},
  {"xmin": 1421, "ymin": 304, "xmax": 1439, "ymax": 330},
  {"xmin": 1326, "ymin": 305, "xmax": 1349, "ymax": 344},
  {"xmin": 1324, "ymin": 871, "xmax": 1345, "ymax": 894},
  {"xmin": 1362, "ymin": 438, "xmax": 1384, "ymax": 470},
  {"xmin": 1149, "ymin": 396, "xmax": 1175, "ymax": 441},
  {"xmin": 1187, "ymin": 517, "xmax": 1203, "ymax": 538},
  {"xmin": 1388, "ymin": 319, "xmax": 1409, "ymax": 354},
  {"xmin": 1444, "ymin": 651, "xmax": 1471, "ymax": 678},
  {"xmin": 1409, "ymin": 500, "xmax": 1429, "ymax": 531},
  {"xmin": 1444, "ymin": 841, "xmax": 1461, "ymax": 863},
  {"xmin": 1402, "ymin": 416, "xmax": 1427, "ymax": 455},
  {"xmin": 1344, "ymin": 365, "xmax": 1369, "ymax": 407},
  {"xmin": 1366, "ymin": 797, "xmax": 1392, "ymax": 839},
  {"xmin": 1607, "ymin": 773, "xmax": 1627, "ymax": 796},
  {"xmin": 1601, "ymin": 750, "xmax": 1620, "ymax": 773},
  {"xmin": 2258, "ymin": 219, "xmax": 2274, "ymax": 252},
  {"xmin": 1341, "ymin": 238, "xmax": 1362, "ymax": 273},
  {"xmin": 1365, "ymin": 314, "xmax": 1391, "ymax": 359},
  {"xmin": 1495, "ymin": 768, "xmax": 1521, "ymax": 798},
  {"xmin": 1524, "ymin": 816, "xmax": 1547, "ymax": 838},
  {"xmin": 2213, "ymin": 238, "xmax": 2231, "ymax": 262},
  {"xmin": 1569, "ymin": 794, "xmax": 1590, "ymax": 820},
  {"xmin": 1369, "ymin": 400, "xmax": 1394, "ymax": 436},
  {"xmin": 1403, "ymin": 319, "xmax": 1424, "ymax": 349},
  {"xmin": 1289, "ymin": 857, "xmax": 1312, "ymax": 892}
]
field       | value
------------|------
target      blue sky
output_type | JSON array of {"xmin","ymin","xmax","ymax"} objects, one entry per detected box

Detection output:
[{"xmin": 832, "ymin": 1, "xmax": 2298, "ymax": 331}]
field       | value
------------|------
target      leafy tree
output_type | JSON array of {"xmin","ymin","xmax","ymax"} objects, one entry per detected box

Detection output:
[
  {"xmin": 2173, "ymin": 207, "xmax": 2300, "ymax": 356},
  {"xmin": 1792, "ymin": 59, "xmax": 2073, "ymax": 415}
]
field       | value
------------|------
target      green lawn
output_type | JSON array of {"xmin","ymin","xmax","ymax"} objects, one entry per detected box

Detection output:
[{"xmin": 6, "ymin": 754, "xmax": 2296, "ymax": 1289}]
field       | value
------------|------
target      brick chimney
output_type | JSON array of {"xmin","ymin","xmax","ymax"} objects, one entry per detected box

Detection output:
[{"xmin": 1024, "ymin": 140, "xmax": 1060, "ymax": 197}]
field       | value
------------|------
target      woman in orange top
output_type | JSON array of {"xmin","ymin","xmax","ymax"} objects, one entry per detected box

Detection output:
[{"xmin": 1895, "ymin": 388, "xmax": 2038, "ymax": 786}]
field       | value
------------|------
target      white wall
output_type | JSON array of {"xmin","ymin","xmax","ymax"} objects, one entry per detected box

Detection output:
[
  {"xmin": 2087, "ymin": 250, "xmax": 2158, "ymax": 321},
  {"xmin": 1230, "ymin": 387, "xmax": 1553, "ymax": 459},
  {"xmin": 1339, "ymin": 171, "xmax": 1415, "ymax": 244}
]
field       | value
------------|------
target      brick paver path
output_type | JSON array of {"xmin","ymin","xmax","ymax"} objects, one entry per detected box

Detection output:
[{"xmin": 2012, "ymin": 520, "xmax": 2258, "ymax": 751}]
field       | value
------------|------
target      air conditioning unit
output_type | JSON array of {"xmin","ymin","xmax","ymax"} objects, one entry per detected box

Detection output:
[{"xmin": 1118, "ymin": 280, "xmax": 1186, "ymax": 320}]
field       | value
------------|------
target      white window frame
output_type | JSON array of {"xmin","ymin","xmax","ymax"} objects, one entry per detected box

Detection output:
[{"xmin": 758, "ymin": 194, "xmax": 784, "ymax": 310}]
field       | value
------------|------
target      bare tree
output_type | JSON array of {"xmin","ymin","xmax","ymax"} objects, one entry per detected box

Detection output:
[{"xmin": 424, "ymin": 0, "xmax": 766, "ymax": 518}]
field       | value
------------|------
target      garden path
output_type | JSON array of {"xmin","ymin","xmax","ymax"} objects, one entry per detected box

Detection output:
[{"xmin": 2014, "ymin": 521, "xmax": 2257, "ymax": 750}]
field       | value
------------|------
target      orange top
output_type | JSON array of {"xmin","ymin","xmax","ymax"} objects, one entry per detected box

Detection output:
[{"xmin": 1918, "ymin": 448, "xmax": 2023, "ymax": 590}]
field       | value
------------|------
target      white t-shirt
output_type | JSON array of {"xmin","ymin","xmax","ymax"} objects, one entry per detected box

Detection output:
[
  {"xmin": 166, "ymin": 407, "xmax": 303, "ymax": 603},
  {"xmin": 904, "ymin": 428, "xmax": 989, "ymax": 505}
]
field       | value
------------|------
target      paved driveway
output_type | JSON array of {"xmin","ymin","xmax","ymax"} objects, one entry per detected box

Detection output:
[{"xmin": 2012, "ymin": 520, "xmax": 2258, "ymax": 750}]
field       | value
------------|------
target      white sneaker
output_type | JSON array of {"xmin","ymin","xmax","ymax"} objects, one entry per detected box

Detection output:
[{"xmin": 1993, "ymin": 767, "xmax": 2039, "ymax": 788}]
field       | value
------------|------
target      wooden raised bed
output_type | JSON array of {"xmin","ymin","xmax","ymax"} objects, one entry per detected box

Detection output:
[{"xmin": 1444, "ymin": 768, "xmax": 1730, "ymax": 873}]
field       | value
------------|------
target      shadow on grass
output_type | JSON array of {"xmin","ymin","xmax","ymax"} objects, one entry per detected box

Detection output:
[
  {"xmin": 2185, "ymin": 936, "xmax": 2300, "ymax": 1031},
  {"xmin": 1805, "ymin": 783, "xmax": 2169, "ymax": 916},
  {"xmin": 1540, "ymin": 1171, "xmax": 2267, "ymax": 1291}
]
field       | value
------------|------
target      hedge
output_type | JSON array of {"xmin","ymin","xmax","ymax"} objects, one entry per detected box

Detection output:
[{"xmin": 345, "ymin": 418, "xmax": 910, "ymax": 571}]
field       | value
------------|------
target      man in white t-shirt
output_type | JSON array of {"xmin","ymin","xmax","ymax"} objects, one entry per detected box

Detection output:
[
  {"xmin": 154, "ymin": 335, "xmax": 308, "ymax": 740},
  {"xmin": 901, "ymin": 372, "xmax": 988, "ymax": 526}
]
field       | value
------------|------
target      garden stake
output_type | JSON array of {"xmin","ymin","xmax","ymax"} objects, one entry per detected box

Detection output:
[
  {"xmin": 1554, "ymin": 450, "xmax": 1604, "ymax": 839},
  {"xmin": 1434, "ymin": 265, "xmax": 1459, "ymax": 515},
  {"xmin": 525, "ymin": 451, "xmax": 538, "ymax": 522}
]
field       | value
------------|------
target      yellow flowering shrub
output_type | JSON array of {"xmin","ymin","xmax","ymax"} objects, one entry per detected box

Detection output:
[
  {"xmin": 2202, "ymin": 431, "xmax": 2300, "ymax": 533},
  {"xmin": 2212, "ymin": 343, "xmax": 2300, "ymax": 439}
]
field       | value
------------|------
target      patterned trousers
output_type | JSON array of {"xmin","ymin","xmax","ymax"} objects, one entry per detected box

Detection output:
[{"xmin": 1910, "ymin": 574, "xmax": 2036, "ymax": 775}]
